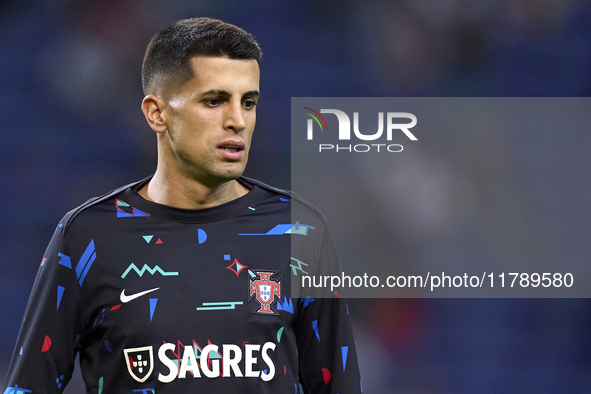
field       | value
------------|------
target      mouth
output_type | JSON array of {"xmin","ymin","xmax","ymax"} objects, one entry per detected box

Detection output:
[
  {"xmin": 217, "ymin": 141, "xmax": 246, "ymax": 160},
  {"xmin": 217, "ymin": 141, "xmax": 245, "ymax": 151}
]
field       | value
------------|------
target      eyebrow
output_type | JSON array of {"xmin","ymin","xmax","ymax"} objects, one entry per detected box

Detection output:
[{"xmin": 200, "ymin": 89, "xmax": 260, "ymax": 98}]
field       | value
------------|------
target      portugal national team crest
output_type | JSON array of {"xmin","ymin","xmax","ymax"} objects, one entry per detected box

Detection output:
[
  {"xmin": 249, "ymin": 270, "xmax": 282, "ymax": 315},
  {"xmin": 124, "ymin": 346, "xmax": 154, "ymax": 383}
]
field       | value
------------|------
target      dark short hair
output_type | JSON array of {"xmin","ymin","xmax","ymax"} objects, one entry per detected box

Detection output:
[{"xmin": 141, "ymin": 17, "xmax": 262, "ymax": 95}]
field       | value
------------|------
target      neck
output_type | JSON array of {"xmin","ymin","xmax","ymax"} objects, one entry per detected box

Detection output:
[{"xmin": 138, "ymin": 168, "xmax": 249, "ymax": 210}]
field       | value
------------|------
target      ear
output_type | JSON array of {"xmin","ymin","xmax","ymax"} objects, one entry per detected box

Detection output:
[{"xmin": 141, "ymin": 95, "xmax": 168, "ymax": 134}]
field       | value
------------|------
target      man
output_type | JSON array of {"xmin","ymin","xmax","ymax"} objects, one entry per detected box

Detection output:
[{"xmin": 4, "ymin": 18, "xmax": 361, "ymax": 393}]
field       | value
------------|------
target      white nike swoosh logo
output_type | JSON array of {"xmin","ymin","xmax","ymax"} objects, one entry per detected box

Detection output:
[{"xmin": 120, "ymin": 287, "xmax": 160, "ymax": 303}]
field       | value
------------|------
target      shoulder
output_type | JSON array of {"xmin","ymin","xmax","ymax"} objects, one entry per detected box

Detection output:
[
  {"xmin": 240, "ymin": 176, "xmax": 329, "ymax": 244},
  {"xmin": 241, "ymin": 176, "xmax": 327, "ymax": 224},
  {"xmin": 59, "ymin": 176, "xmax": 151, "ymax": 233}
]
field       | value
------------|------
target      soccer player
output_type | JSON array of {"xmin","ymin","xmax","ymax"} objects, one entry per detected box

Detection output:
[{"xmin": 3, "ymin": 17, "xmax": 361, "ymax": 393}]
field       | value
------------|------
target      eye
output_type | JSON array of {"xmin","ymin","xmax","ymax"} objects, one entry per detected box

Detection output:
[
  {"xmin": 243, "ymin": 99, "xmax": 257, "ymax": 110},
  {"xmin": 204, "ymin": 98, "xmax": 222, "ymax": 107}
]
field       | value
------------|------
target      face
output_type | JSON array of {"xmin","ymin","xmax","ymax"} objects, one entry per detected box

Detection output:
[{"xmin": 160, "ymin": 56, "xmax": 260, "ymax": 186}]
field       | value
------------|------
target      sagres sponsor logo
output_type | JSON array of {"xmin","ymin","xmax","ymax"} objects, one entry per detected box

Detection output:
[
  {"xmin": 124, "ymin": 346, "xmax": 154, "ymax": 383},
  {"xmin": 124, "ymin": 340, "xmax": 276, "ymax": 383},
  {"xmin": 303, "ymin": 107, "xmax": 417, "ymax": 153}
]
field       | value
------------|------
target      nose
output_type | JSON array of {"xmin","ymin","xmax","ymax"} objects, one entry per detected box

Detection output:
[{"xmin": 224, "ymin": 101, "xmax": 246, "ymax": 133}]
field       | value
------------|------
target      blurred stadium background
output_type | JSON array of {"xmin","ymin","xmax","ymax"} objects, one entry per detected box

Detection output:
[{"xmin": 2, "ymin": 0, "xmax": 591, "ymax": 392}]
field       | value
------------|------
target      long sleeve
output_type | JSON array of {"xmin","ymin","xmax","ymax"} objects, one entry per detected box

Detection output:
[
  {"xmin": 295, "ymin": 225, "xmax": 362, "ymax": 394},
  {"xmin": 4, "ymin": 222, "xmax": 83, "ymax": 393}
]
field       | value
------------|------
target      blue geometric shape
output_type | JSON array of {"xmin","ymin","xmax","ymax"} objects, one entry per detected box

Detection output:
[
  {"xmin": 341, "ymin": 346, "xmax": 348, "ymax": 371},
  {"xmin": 4, "ymin": 385, "xmax": 32, "ymax": 394},
  {"xmin": 19, "ymin": 347, "xmax": 22, "ymax": 355},
  {"xmin": 311, "ymin": 320, "xmax": 320, "ymax": 342},
  {"xmin": 248, "ymin": 207, "xmax": 255, "ymax": 211},
  {"xmin": 142, "ymin": 235, "xmax": 154, "ymax": 243},
  {"xmin": 149, "ymin": 298, "xmax": 158, "ymax": 321},
  {"xmin": 116, "ymin": 199, "xmax": 151, "ymax": 218},
  {"xmin": 133, "ymin": 208, "xmax": 150, "ymax": 217},
  {"xmin": 360, "ymin": 380, "xmax": 363, "ymax": 393},
  {"xmin": 239, "ymin": 223, "xmax": 315, "ymax": 236},
  {"xmin": 224, "ymin": 254, "xmax": 230, "ymax": 260},
  {"xmin": 277, "ymin": 296, "xmax": 294, "ymax": 314},
  {"xmin": 104, "ymin": 341, "xmax": 113, "ymax": 352},
  {"xmin": 263, "ymin": 369, "xmax": 268, "ymax": 374},
  {"xmin": 58, "ymin": 253, "xmax": 72, "ymax": 268},
  {"xmin": 248, "ymin": 270, "xmax": 256, "ymax": 278},
  {"xmin": 346, "ymin": 303, "xmax": 349, "ymax": 314},
  {"xmin": 40, "ymin": 258, "xmax": 46, "ymax": 267},
  {"xmin": 280, "ymin": 198, "xmax": 289, "ymax": 202},
  {"xmin": 198, "ymin": 228, "xmax": 207, "ymax": 244},
  {"xmin": 76, "ymin": 240, "xmax": 96, "ymax": 286},
  {"xmin": 263, "ymin": 224, "xmax": 292, "ymax": 235},
  {"xmin": 302, "ymin": 297, "xmax": 314, "ymax": 307},
  {"xmin": 57, "ymin": 286, "xmax": 65, "ymax": 311}
]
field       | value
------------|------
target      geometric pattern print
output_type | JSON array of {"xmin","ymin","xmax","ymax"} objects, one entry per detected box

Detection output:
[
  {"xmin": 224, "ymin": 255, "xmax": 247, "ymax": 277},
  {"xmin": 238, "ymin": 222, "xmax": 315, "ymax": 236},
  {"xmin": 189, "ymin": 254, "xmax": 246, "ymax": 312},
  {"xmin": 121, "ymin": 263, "xmax": 178, "ymax": 279},
  {"xmin": 166, "ymin": 339, "xmax": 222, "ymax": 377},
  {"xmin": 56, "ymin": 239, "xmax": 96, "ymax": 286},
  {"xmin": 289, "ymin": 257, "xmax": 309, "ymax": 276},
  {"xmin": 116, "ymin": 199, "xmax": 150, "ymax": 218},
  {"xmin": 26, "ymin": 240, "xmax": 98, "ymax": 394},
  {"xmin": 3, "ymin": 385, "xmax": 32, "ymax": 394}
]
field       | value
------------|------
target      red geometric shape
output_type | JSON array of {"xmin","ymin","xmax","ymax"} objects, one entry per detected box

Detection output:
[
  {"xmin": 226, "ymin": 258, "xmax": 247, "ymax": 277},
  {"xmin": 115, "ymin": 199, "xmax": 128, "ymax": 212},
  {"xmin": 128, "ymin": 355, "xmax": 134, "ymax": 369},
  {"xmin": 322, "ymin": 368, "xmax": 332, "ymax": 384},
  {"xmin": 116, "ymin": 199, "xmax": 150, "ymax": 217},
  {"xmin": 110, "ymin": 304, "xmax": 121, "ymax": 311},
  {"xmin": 284, "ymin": 365, "xmax": 287, "ymax": 375},
  {"xmin": 333, "ymin": 290, "xmax": 341, "ymax": 298},
  {"xmin": 155, "ymin": 238, "xmax": 163, "ymax": 244},
  {"xmin": 41, "ymin": 335, "xmax": 52, "ymax": 352}
]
